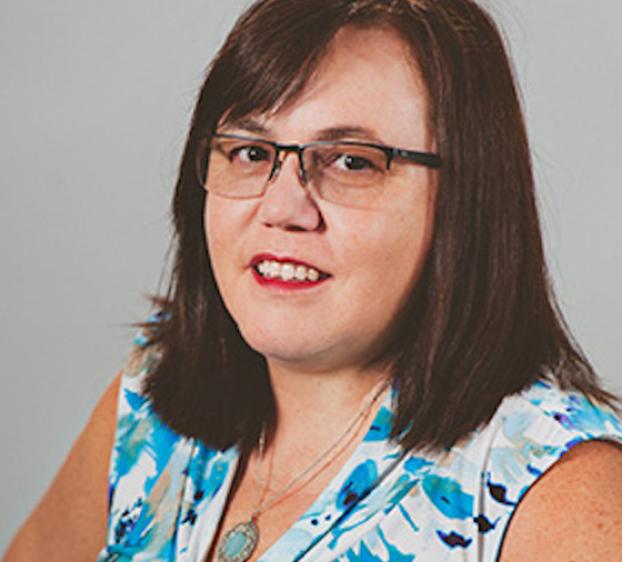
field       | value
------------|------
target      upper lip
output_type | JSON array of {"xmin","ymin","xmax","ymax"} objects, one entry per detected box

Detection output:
[{"xmin": 250, "ymin": 253, "xmax": 332, "ymax": 276}]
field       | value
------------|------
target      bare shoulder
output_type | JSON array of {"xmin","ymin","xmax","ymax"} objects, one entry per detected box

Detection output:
[
  {"xmin": 3, "ymin": 373, "xmax": 122, "ymax": 561},
  {"xmin": 498, "ymin": 439, "xmax": 622, "ymax": 562}
]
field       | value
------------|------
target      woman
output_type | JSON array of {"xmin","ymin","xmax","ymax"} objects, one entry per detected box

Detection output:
[{"xmin": 5, "ymin": 0, "xmax": 622, "ymax": 560}]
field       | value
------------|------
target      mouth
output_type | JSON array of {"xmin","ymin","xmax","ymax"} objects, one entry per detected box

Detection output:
[{"xmin": 250, "ymin": 253, "xmax": 332, "ymax": 285}]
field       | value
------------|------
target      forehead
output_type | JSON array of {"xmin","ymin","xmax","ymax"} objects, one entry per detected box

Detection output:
[{"xmin": 225, "ymin": 26, "xmax": 431, "ymax": 148}]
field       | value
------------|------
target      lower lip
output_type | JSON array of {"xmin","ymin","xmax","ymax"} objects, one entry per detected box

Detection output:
[{"xmin": 251, "ymin": 268, "xmax": 330, "ymax": 290}]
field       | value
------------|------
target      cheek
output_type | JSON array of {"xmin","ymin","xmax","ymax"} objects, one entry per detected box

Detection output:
[{"xmin": 358, "ymin": 193, "xmax": 436, "ymax": 283}]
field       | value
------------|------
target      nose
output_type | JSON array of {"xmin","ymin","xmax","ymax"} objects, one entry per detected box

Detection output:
[{"xmin": 257, "ymin": 151, "xmax": 323, "ymax": 231}]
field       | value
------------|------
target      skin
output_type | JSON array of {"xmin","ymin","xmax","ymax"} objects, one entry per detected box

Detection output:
[
  {"xmin": 5, "ymin": 25, "xmax": 622, "ymax": 562},
  {"xmin": 498, "ymin": 440, "xmax": 622, "ymax": 562},
  {"xmin": 205, "ymin": 25, "xmax": 438, "ymax": 453},
  {"xmin": 3, "ymin": 373, "xmax": 119, "ymax": 561},
  {"xmin": 203, "ymin": 26, "xmax": 442, "ymax": 559}
]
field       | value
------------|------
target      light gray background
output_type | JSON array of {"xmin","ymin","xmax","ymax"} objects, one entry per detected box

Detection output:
[{"xmin": 1, "ymin": 0, "xmax": 620, "ymax": 550}]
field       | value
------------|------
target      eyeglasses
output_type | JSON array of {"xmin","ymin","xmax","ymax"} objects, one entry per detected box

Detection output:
[{"xmin": 196, "ymin": 132, "xmax": 441, "ymax": 207}]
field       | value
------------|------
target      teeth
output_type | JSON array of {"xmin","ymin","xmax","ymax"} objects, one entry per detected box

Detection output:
[
  {"xmin": 255, "ymin": 260, "xmax": 324, "ymax": 282},
  {"xmin": 281, "ymin": 263, "xmax": 295, "ymax": 281},
  {"xmin": 268, "ymin": 261, "xmax": 280, "ymax": 278}
]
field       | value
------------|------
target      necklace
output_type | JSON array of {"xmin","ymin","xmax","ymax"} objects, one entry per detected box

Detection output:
[{"xmin": 216, "ymin": 379, "xmax": 390, "ymax": 562}]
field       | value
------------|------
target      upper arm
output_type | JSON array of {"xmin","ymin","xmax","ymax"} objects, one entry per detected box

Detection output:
[
  {"xmin": 3, "ymin": 373, "xmax": 122, "ymax": 562},
  {"xmin": 498, "ymin": 439, "xmax": 622, "ymax": 562}
]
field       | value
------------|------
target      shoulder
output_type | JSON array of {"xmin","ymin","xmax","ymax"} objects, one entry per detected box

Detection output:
[
  {"xmin": 482, "ymin": 379, "xmax": 622, "ymax": 503},
  {"xmin": 498, "ymin": 439, "xmax": 622, "ymax": 561},
  {"xmin": 3, "ymin": 374, "xmax": 121, "ymax": 561},
  {"xmin": 486, "ymin": 380, "xmax": 622, "ymax": 561},
  {"xmin": 107, "ymin": 325, "xmax": 184, "ymax": 492},
  {"xmin": 4, "ymin": 315, "xmax": 180, "ymax": 561},
  {"xmin": 102, "ymin": 326, "xmax": 203, "ymax": 556},
  {"xmin": 496, "ymin": 378, "xmax": 622, "ymax": 435},
  {"xmin": 112, "ymin": 314, "xmax": 168, "ymax": 434},
  {"xmin": 484, "ymin": 379, "xmax": 622, "ymax": 477}
]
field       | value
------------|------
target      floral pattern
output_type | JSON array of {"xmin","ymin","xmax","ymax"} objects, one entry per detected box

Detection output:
[{"xmin": 98, "ymin": 334, "xmax": 622, "ymax": 561}]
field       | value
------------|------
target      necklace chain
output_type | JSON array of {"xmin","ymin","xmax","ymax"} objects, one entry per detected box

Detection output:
[
  {"xmin": 251, "ymin": 379, "xmax": 390, "ymax": 520},
  {"xmin": 216, "ymin": 379, "xmax": 390, "ymax": 562}
]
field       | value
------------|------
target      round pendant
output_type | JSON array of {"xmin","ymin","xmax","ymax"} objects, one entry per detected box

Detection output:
[{"xmin": 217, "ymin": 520, "xmax": 260, "ymax": 562}]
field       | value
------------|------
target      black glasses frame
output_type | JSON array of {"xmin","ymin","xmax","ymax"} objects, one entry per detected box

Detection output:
[{"xmin": 202, "ymin": 132, "xmax": 441, "ymax": 187}]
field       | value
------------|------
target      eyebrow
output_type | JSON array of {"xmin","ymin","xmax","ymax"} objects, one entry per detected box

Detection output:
[
  {"xmin": 222, "ymin": 117, "xmax": 268, "ymax": 136},
  {"xmin": 221, "ymin": 118, "xmax": 385, "ymax": 145}
]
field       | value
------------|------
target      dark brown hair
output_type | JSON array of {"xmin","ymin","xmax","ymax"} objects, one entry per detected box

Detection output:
[{"xmin": 143, "ymin": 0, "xmax": 618, "ymax": 453}]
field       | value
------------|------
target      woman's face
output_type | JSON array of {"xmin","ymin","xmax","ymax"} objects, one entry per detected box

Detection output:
[{"xmin": 205, "ymin": 26, "xmax": 438, "ymax": 376}]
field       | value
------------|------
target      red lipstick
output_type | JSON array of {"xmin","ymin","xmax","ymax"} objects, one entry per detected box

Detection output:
[{"xmin": 250, "ymin": 253, "xmax": 331, "ymax": 290}]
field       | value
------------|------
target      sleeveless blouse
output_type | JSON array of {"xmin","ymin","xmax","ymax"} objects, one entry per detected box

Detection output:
[{"xmin": 97, "ymin": 335, "xmax": 622, "ymax": 561}]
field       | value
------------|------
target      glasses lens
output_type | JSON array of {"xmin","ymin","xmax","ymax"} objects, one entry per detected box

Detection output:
[
  {"xmin": 198, "ymin": 136, "xmax": 276, "ymax": 198},
  {"xmin": 304, "ymin": 143, "xmax": 387, "ymax": 206}
]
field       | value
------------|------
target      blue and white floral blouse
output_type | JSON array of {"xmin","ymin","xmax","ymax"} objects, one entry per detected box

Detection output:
[{"xmin": 97, "ymin": 336, "xmax": 622, "ymax": 561}]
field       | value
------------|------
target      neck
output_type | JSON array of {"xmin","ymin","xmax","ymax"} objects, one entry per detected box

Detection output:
[{"xmin": 265, "ymin": 359, "xmax": 391, "ymax": 450}]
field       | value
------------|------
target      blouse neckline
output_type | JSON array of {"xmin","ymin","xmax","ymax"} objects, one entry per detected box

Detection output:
[{"xmin": 187, "ymin": 382, "xmax": 418, "ymax": 561}]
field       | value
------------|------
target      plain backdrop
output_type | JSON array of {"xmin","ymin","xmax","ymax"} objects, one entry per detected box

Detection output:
[{"xmin": 1, "ymin": 0, "xmax": 621, "ymax": 550}]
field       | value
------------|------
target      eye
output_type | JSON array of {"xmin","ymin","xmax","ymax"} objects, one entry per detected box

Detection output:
[
  {"xmin": 308, "ymin": 145, "xmax": 386, "ymax": 184},
  {"xmin": 229, "ymin": 144, "xmax": 271, "ymax": 164},
  {"xmin": 333, "ymin": 153, "xmax": 378, "ymax": 172}
]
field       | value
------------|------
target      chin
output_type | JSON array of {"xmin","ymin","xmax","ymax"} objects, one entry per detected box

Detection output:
[
  {"xmin": 237, "ymin": 323, "xmax": 328, "ymax": 369},
  {"xmin": 241, "ymin": 330, "xmax": 311, "ymax": 361}
]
